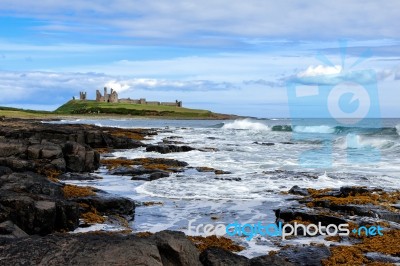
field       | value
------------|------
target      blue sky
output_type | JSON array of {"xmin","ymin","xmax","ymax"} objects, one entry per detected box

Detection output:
[{"xmin": 0, "ymin": 0, "xmax": 399, "ymax": 117}]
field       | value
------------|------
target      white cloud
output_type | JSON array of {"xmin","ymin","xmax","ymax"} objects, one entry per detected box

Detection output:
[
  {"xmin": 104, "ymin": 81, "xmax": 130, "ymax": 93},
  {"xmin": 298, "ymin": 65, "xmax": 342, "ymax": 77},
  {"xmin": 0, "ymin": 70, "xmax": 239, "ymax": 106}
]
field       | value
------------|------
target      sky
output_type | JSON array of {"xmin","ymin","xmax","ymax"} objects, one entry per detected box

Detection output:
[{"xmin": 0, "ymin": 0, "xmax": 399, "ymax": 118}]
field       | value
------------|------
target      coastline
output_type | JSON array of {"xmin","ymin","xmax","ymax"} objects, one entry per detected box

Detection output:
[
  {"xmin": 0, "ymin": 118, "xmax": 399, "ymax": 265},
  {"xmin": 0, "ymin": 110, "xmax": 241, "ymax": 121}
]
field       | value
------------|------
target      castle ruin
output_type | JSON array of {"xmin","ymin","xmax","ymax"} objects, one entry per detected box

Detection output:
[
  {"xmin": 79, "ymin": 91, "xmax": 87, "ymax": 100},
  {"xmin": 77, "ymin": 87, "xmax": 182, "ymax": 107},
  {"xmin": 96, "ymin": 87, "xmax": 118, "ymax": 103}
]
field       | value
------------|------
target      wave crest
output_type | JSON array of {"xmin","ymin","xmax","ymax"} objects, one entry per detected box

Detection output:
[
  {"xmin": 293, "ymin": 125, "xmax": 335, "ymax": 134},
  {"xmin": 222, "ymin": 119, "xmax": 270, "ymax": 131},
  {"xmin": 336, "ymin": 133, "xmax": 395, "ymax": 150}
]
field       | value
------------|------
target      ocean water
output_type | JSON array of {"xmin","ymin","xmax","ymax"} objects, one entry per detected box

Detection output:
[{"xmin": 54, "ymin": 118, "xmax": 400, "ymax": 257}]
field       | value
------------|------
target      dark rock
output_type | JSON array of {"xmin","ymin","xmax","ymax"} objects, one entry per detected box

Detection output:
[
  {"xmin": 214, "ymin": 177, "xmax": 241, "ymax": 181},
  {"xmin": 146, "ymin": 144, "xmax": 195, "ymax": 154},
  {"xmin": 0, "ymin": 220, "xmax": 28, "ymax": 239},
  {"xmin": 276, "ymin": 245, "xmax": 331, "ymax": 266},
  {"xmin": 253, "ymin": 141, "xmax": 275, "ymax": 146},
  {"xmin": 74, "ymin": 194, "xmax": 135, "ymax": 217},
  {"xmin": 151, "ymin": 230, "xmax": 202, "ymax": 266},
  {"xmin": 365, "ymin": 252, "xmax": 400, "ymax": 263},
  {"xmin": 63, "ymin": 141, "xmax": 100, "ymax": 172},
  {"xmin": 275, "ymin": 208, "xmax": 347, "ymax": 226},
  {"xmin": 250, "ymin": 254, "xmax": 294, "ymax": 266},
  {"xmin": 0, "ymin": 172, "xmax": 80, "ymax": 235},
  {"xmin": 58, "ymin": 172, "xmax": 101, "ymax": 181},
  {"xmin": 288, "ymin": 185, "xmax": 310, "ymax": 196},
  {"xmin": 149, "ymin": 171, "xmax": 171, "ymax": 180},
  {"xmin": 0, "ymin": 166, "xmax": 12, "ymax": 176},
  {"xmin": 200, "ymin": 247, "xmax": 249, "ymax": 266},
  {"xmin": 109, "ymin": 166, "xmax": 154, "ymax": 176},
  {"xmin": 339, "ymin": 186, "xmax": 372, "ymax": 197},
  {"xmin": 0, "ymin": 233, "xmax": 164, "ymax": 265}
]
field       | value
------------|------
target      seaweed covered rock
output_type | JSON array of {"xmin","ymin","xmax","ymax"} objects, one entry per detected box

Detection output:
[
  {"xmin": 146, "ymin": 144, "xmax": 195, "ymax": 154},
  {"xmin": 0, "ymin": 172, "xmax": 79, "ymax": 235}
]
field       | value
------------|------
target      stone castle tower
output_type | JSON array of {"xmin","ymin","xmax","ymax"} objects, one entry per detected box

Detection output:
[
  {"xmin": 96, "ymin": 87, "xmax": 118, "ymax": 103},
  {"xmin": 79, "ymin": 91, "xmax": 87, "ymax": 100}
]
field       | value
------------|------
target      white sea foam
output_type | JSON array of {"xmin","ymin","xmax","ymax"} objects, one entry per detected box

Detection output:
[
  {"xmin": 337, "ymin": 134, "xmax": 394, "ymax": 150},
  {"xmin": 222, "ymin": 119, "xmax": 270, "ymax": 131},
  {"xmin": 396, "ymin": 125, "xmax": 400, "ymax": 135},
  {"xmin": 292, "ymin": 125, "xmax": 335, "ymax": 134}
]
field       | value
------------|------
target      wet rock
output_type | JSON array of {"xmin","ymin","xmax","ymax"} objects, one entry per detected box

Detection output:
[
  {"xmin": 151, "ymin": 230, "xmax": 202, "ymax": 266},
  {"xmin": 58, "ymin": 172, "xmax": 101, "ymax": 181},
  {"xmin": 365, "ymin": 252, "xmax": 400, "ymax": 263},
  {"xmin": 253, "ymin": 141, "xmax": 275, "ymax": 146},
  {"xmin": 0, "ymin": 166, "xmax": 12, "ymax": 176},
  {"xmin": 196, "ymin": 167, "xmax": 231, "ymax": 175},
  {"xmin": 276, "ymin": 245, "xmax": 331, "ymax": 266},
  {"xmin": 149, "ymin": 171, "xmax": 171, "ymax": 180},
  {"xmin": 146, "ymin": 144, "xmax": 195, "ymax": 154},
  {"xmin": 275, "ymin": 208, "xmax": 347, "ymax": 226},
  {"xmin": 63, "ymin": 141, "xmax": 100, "ymax": 172},
  {"xmin": 339, "ymin": 186, "xmax": 373, "ymax": 197},
  {"xmin": 0, "ymin": 233, "xmax": 164, "ymax": 266},
  {"xmin": 200, "ymin": 247, "xmax": 249, "ymax": 266},
  {"xmin": 109, "ymin": 166, "xmax": 154, "ymax": 176},
  {"xmin": 0, "ymin": 172, "xmax": 80, "ymax": 235},
  {"xmin": 73, "ymin": 194, "xmax": 135, "ymax": 217},
  {"xmin": 214, "ymin": 177, "xmax": 241, "ymax": 181},
  {"xmin": 250, "ymin": 254, "xmax": 295, "ymax": 266},
  {"xmin": 289, "ymin": 185, "xmax": 310, "ymax": 196},
  {"xmin": 0, "ymin": 220, "xmax": 28, "ymax": 239}
]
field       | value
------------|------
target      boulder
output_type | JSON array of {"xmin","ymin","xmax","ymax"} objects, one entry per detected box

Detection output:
[
  {"xmin": 146, "ymin": 144, "xmax": 195, "ymax": 154},
  {"xmin": 0, "ymin": 220, "xmax": 28, "ymax": 239},
  {"xmin": 151, "ymin": 230, "xmax": 202, "ymax": 266},
  {"xmin": 0, "ymin": 233, "xmax": 164, "ymax": 266},
  {"xmin": 288, "ymin": 185, "xmax": 310, "ymax": 196},
  {"xmin": 0, "ymin": 172, "xmax": 80, "ymax": 235},
  {"xmin": 63, "ymin": 141, "xmax": 100, "ymax": 172},
  {"xmin": 250, "ymin": 254, "xmax": 294, "ymax": 266},
  {"xmin": 75, "ymin": 194, "xmax": 135, "ymax": 217},
  {"xmin": 276, "ymin": 245, "xmax": 331, "ymax": 266},
  {"xmin": 200, "ymin": 247, "xmax": 249, "ymax": 266}
]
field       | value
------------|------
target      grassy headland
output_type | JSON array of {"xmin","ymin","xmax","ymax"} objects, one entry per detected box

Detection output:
[{"xmin": 0, "ymin": 100, "xmax": 237, "ymax": 120}]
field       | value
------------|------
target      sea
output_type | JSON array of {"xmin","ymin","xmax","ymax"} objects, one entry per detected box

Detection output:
[{"xmin": 50, "ymin": 118, "xmax": 400, "ymax": 257}]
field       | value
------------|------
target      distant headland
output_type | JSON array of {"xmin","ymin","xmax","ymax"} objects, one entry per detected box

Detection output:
[{"xmin": 76, "ymin": 87, "xmax": 182, "ymax": 107}]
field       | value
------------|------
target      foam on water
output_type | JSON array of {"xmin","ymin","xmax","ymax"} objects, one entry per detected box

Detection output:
[
  {"xmin": 292, "ymin": 125, "xmax": 335, "ymax": 134},
  {"xmin": 335, "ymin": 134, "xmax": 395, "ymax": 150},
  {"xmin": 52, "ymin": 118, "xmax": 400, "ymax": 257},
  {"xmin": 222, "ymin": 119, "xmax": 270, "ymax": 131}
]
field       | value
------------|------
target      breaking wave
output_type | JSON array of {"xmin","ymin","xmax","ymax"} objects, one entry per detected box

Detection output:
[{"xmin": 222, "ymin": 119, "xmax": 270, "ymax": 131}]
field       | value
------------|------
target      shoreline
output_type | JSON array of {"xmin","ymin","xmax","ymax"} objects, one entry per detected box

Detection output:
[{"xmin": 0, "ymin": 118, "xmax": 399, "ymax": 265}]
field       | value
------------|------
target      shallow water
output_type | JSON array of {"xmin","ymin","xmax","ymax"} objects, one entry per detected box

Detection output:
[{"xmin": 55, "ymin": 117, "xmax": 400, "ymax": 257}]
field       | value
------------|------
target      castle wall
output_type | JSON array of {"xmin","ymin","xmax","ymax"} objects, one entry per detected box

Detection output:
[
  {"xmin": 146, "ymin": 101, "xmax": 161, "ymax": 105},
  {"xmin": 92, "ymin": 88, "xmax": 181, "ymax": 107},
  {"xmin": 160, "ymin": 102, "xmax": 178, "ymax": 106}
]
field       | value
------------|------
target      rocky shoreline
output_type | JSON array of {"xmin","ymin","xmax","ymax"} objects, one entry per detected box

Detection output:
[{"xmin": 0, "ymin": 118, "xmax": 399, "ymax": 265}]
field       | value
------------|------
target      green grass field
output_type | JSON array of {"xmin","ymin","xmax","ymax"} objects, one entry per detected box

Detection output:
[{"xmin": 0, "ymin": 100, "xmax": 234, "ymax": 119}]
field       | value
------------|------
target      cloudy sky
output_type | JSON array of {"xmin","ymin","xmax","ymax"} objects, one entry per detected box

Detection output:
[{"xmin": 0, "ymin": 0, "xmax": 399, "ymax": 117}]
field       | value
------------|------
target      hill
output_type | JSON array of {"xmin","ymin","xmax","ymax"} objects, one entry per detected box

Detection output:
[{"xmin": 0, "ymin": 101, "xmax": 236, "ymax": 119}]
